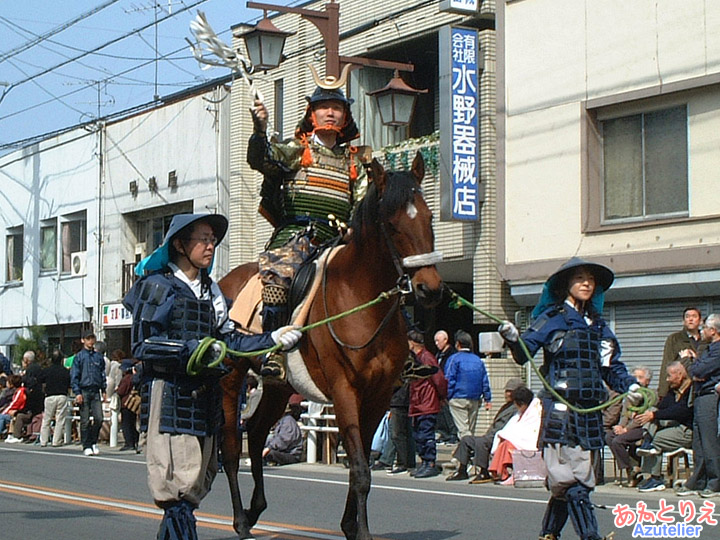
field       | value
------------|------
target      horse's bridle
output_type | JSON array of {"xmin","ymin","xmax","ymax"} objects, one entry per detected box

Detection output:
[
  {"xmin": 379, "ymin": 221, "xmax": 443, "ymax": 295},
  {"xmin": 322, "ymin": 192, "xmax": 443, "ymax": 350}
]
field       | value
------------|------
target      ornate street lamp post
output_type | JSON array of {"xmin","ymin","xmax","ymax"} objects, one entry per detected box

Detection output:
[{"xmin": 242, "ymin": 0, "xmax": 425, "ymax": 126}]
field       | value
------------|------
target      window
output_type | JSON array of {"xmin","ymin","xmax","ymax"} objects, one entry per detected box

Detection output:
[
  {"xmin": 602, "ymin": 105, "xmax": 688, "ymax": 221},
  {"xmin": 40, "ymin": 220, "xmax": 57, "ymax": 271},
  {"xmin": 5, "ymin": 226, "xmax": 23, "ymax": 282},
  {"xmin": 136, "ymin": 215, "xmax": 173, "ymax": 252},
  {"xmin": 61, "ymin": 213, "xmax": 87, "ymax": 273}
]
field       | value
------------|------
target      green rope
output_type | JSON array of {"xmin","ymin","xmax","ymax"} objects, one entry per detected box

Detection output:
[
  {"xmin": 186, "ymin": 286, "xmax": 403, "ymax": 376},
  {"xmin": 447, "ymin": 291, "xmax": 656, "ymax": 414}
]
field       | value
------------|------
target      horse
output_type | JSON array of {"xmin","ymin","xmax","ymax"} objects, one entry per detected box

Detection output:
[{"xmin": 218, "ymin": 151, "xmax": 443, "ymax": 540}]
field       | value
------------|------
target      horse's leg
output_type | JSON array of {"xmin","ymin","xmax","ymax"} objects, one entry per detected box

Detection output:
[
  {"xmin": 245, "ymin": 385, "xmax": 292, "ymax": 527},
  {"xmin": 220, "ymin": 369, "xmax": 253, "ymax": 539},
  {"xmin": 335, "ymin": 396, "xmax": 382, "ymax": 540}
]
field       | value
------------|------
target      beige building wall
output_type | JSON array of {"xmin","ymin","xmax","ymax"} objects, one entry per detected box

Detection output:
[{"xmin": 501, "ymin": 0, "xmax": 720, "ymax": 280}]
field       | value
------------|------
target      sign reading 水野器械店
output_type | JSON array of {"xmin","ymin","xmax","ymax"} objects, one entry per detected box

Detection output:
[{"xmin": 439, "ymin": 25, "xmax": 480, "ymax": 222}]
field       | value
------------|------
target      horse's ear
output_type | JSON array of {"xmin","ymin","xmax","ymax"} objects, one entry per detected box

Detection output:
[
  {"xmin": 370, "ymin": 158, "xmax": 387, "ymax": 193},
  {"xmin": 411, "ymin": 151, "xmax": 425, "ymax": 185}
]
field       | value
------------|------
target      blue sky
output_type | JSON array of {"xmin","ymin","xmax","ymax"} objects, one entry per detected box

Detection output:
[{"xmin": 0, "ymin": 0, "xmax": 296, "ymax": 155}]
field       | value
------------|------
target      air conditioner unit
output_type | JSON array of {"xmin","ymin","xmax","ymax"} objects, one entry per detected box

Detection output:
[
  {"xmin": 70, "ymin": 251, "xmax": 87, "ymax": 277},
  {"xmin": 135, "ymin": 242, "xmax": 147, "ymax": 258}
]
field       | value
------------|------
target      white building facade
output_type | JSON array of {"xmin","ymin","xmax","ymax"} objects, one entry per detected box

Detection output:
[
  {"xmin": 0, "ymin": 129, "xmax": 100, "ymax": 356},
  {"xmin": 0, "ymin": 80, "xmax": 232, "ymax": 357}
]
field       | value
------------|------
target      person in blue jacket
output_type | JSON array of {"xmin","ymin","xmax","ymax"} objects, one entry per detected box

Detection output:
[
  {"xmin": 71, "ymin": 332, "xmax": 107, "ymax": 456},
  {"xmin": 499, "ymin": 257, "xmax": 641, "ymax": 540},
  {"xmin": 444, "ymin": 330, "xmax": 492, "ymax": 439},
  {"xmin": 123, "ymin": 213, "xmax": 300, "ymax": 540}
]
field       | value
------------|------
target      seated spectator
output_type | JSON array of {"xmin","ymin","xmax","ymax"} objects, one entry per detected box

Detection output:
[
  {"xmin": 0, "ymin": 375, "xmax": 27, "ymax": 441},
  {"xmin": 263, "ymin": 395, "xmax": 304, "ymax": 466},
  {"xmin": 14, "ymin": 350, "xmax": 45, "ymax": 442},
  {"xmin": 488, "ymin": 387, "xmax": 542, "ymax": 483},
  {"xmin": 635, "ymin": 361, "xmax": 693, "ymax": 492},
  {"xmin": 446, "ymin": 377, "xmax": 523, "ymax": 483},
  {"xmin": 680, "ymin": 314, "xmax": 720, "ymax": 497},
  {"xmin": 605, "ymin": 366, "xmax": 654, "ymax": 485},
  {"xmin": 38, "ymin": 349, "xmax": 71, "ymax": 447}
]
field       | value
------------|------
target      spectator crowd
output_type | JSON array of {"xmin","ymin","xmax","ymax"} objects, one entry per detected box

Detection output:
[{"xmin": 2, "ymin": 305, "xmax": 720, "ymax": 504}]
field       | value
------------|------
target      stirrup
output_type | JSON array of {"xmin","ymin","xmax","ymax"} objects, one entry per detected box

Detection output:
[
  {"xmin": 539, "ymin": 535, "xmax": 558, "ymax": 540},
  {"xmin": 261, "ymin": 352, "xmax": 286, "ymax": 381}
]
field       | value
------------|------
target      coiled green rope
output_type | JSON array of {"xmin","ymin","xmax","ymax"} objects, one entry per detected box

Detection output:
[
  {"xmin": 185, "ymin": 286, "xmax": 404, "ymax": 376},
  {"xmin": 447, "ymin": 290, "xmax": 656, "ymax": 414}
]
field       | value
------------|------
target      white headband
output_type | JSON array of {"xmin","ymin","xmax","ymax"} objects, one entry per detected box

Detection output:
[{"xmin": 402, "ymin": 251, "xmax": 444, "ymax": 268}]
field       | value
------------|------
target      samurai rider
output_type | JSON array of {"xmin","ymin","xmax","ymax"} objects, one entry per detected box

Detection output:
[
  {"xmin": 498, "ymin": 258, "xmax": 643, "ymax": 540},
  {"xmin": 123, "ymin": 213, "xmax": 301, "ymax": 540},
  {"xmin": 248, "ymin": 65, "xmax": 369, "ymax": 380}
]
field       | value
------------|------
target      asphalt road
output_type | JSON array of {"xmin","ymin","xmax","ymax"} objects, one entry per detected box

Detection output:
[{"xmin": 1, "ymin": 442, "xmax": 719, "ymax": 539}]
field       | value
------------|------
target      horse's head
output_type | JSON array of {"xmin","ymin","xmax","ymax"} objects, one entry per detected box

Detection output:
[{"xmin": 366, "ymin": 151, "xmax": 444, "ymax": 308}]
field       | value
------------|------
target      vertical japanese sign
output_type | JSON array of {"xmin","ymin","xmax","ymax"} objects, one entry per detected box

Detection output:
[{"xmin": 439, "ymin": 25, "xmax": 481, "ymax": 222}]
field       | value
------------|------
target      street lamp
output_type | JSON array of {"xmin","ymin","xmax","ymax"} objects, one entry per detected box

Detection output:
[
  {"xmin": 367, "ymin": 70, "xmax": 428, "ymax": 127},
  {"xmin": 240, "ymin": 11, "xmax": 294, "ymax": 71},
  {"xmin": 243, "ymin": 0, "xmax": 425, "ymax": 127}
]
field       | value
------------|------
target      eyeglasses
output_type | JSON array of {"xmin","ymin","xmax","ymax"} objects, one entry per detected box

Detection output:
[{"xmin": 189, "ymin": 235, "xmax": 218, "ymax": 246}]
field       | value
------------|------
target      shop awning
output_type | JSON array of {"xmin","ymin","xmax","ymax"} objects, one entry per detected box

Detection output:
[{"xmin": 0, "ymin": 329, "xmax": 19, "ymax": 345}]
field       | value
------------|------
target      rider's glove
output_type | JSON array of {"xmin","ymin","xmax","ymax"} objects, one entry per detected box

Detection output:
[
  {"xmin": 498, "ymin": 321, "xmax": 519, "ymax": 343},
  {"xmin": 271, "ymin": 326, "xmax": 302, "ymax": 350}
]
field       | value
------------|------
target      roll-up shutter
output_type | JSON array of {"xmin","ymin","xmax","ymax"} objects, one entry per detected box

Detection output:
[
  {"xmin": 612, "ymin": 299, "xmax": 717, "ymax": 384},
  {"xmin": 523, "ymin": 299, "xmax": 718, "ymax": 395}
]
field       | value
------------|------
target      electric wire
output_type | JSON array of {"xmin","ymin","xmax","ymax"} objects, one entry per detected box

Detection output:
[
  {"xmin": 0, "ymin": 0, "xmax": 122, "ymax": 63},
  {"xmin": 0, "ymin": 0, "xmax": 209, "ymax": 100}
]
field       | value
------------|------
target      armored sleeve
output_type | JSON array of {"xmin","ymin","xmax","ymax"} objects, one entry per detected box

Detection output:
[
  {"xmin": 123, "ymin": 274, "xmax": 195, "ymax": 372},
  {"xmin": 509, "ymin": 310, "xmax": 561, "ymax": 365},
  {"xmin": 221, "ymin": 329, "xmax": 276, "ymax": 354},
  {"xmin": 247, "ymin": 134, "xmax": 301, "ymax": 177}
]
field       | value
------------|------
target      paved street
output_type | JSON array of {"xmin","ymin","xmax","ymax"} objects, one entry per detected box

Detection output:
[{"xmin": 2, "ymin": 442, "xmax": 720, "ymax": 539}]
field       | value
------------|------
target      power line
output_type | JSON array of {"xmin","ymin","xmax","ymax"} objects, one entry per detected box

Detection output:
[
  {"xmin": 0, "ymin": 36, "xmax": 206, "ymax": 124},
  {"xmin": 0, "ymin": 0, "xmax": 208, "ymax": 102},
  {"xmin": 0, "ymin": 1, "xmax": 122, "ymax": 63}
]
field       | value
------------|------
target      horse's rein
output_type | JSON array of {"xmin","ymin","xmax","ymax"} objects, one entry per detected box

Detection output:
[{"xmin": 321, "ymin": 241, "xmax": 403, "ymax": 350}]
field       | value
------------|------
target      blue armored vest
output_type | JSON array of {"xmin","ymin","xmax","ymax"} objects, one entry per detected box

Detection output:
[
  {"xmin": 133, "ymin": 274, "xmax": 224, "ymax": 437},
  {"xmin": 538, "ymin": 309, "xmax": 608, "ymax": 450}
]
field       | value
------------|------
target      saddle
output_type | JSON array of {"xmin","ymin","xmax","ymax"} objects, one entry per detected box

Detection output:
[{"xmin": 228, "ymin": 245, "xmax": 343, "ymax": 334}]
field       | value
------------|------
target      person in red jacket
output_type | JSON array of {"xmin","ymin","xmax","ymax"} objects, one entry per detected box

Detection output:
[
  {"xmin": 0, "ymin": 375, "xmax": 27, "ymax": 441},
  {"xmin": 407, "ymin": 330, "xmax": 447, "ymax": 478}
]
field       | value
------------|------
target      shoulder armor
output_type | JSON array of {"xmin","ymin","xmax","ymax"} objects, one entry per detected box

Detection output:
[
  {"xmin": 138, "ymin": 276, "xmax": 172, "ymax": 307},
  {"xmin": 529, "ymin": 306, "xmax": 561, "ymax": 332}
]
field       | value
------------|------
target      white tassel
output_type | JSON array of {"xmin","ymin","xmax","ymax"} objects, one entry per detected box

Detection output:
[{"xmin": 186, "ymin": 11, "xmax": 264, "ymax": 102}]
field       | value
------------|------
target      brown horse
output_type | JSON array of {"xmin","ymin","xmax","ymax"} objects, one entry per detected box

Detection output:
[{"xmin": 218, "ymin": 151, "xmax": 443, "ymax": 540}]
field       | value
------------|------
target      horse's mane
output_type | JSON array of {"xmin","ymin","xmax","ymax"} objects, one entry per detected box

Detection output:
[{"xmin": 350, "ymin": 170, "xmax": 417, "ymax": 247}]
